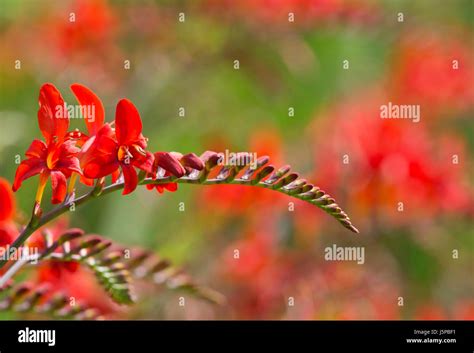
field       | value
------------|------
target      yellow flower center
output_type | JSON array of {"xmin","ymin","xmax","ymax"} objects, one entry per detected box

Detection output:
[
  {"xmin": 118, "ymin": 144, "xmax": 146, "ymax": 164},
  {"xmin": 118, "ymin": 145, "xmax": 132, "ymax": 163}
]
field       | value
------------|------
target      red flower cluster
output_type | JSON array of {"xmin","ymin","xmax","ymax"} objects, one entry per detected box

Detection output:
[
  {"xmin": 220, "ymin": 228, "xmax": 294, "ymax": 318},
  {"xmin": 391, "ymin": 30, "xmax": 474, "ymax": 117},
  {"xmin": 13, "ymin": 83, "xmax": 197, "ymax": 204},
  {"xmin": 54, "ymin": 0, "xmax": 118, "ymax": 56},
  {"xmin": 220, "ymin": 227, "xmax": 400, "ymax": 320},
  {"xmin": 310, "ymin": 92, "xmax": 473, "ymax": 226}
]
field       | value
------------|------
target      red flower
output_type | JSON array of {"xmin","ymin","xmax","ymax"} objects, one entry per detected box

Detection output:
[
  {"xmin": 12, "ymin": 84, "xmax": 81, "ymax": 204},
  {"xmin": 55, "ymin": 0, "xmax": 118, "ymax": 56},
  {"xmin": 81, "ymin": 98, "xmax": 154, "ymax": 195},
  {"xmin": 309, "ymin": 91, "xmax": 473, "ymax": 227},
  {"xmin": 220, "ymin": 229, "xmax": 291, "ymax": 319},
  {"xmin": 0, "ymin": 178, "xmax": 17, "ymax": 249},
  {"xmin": 391, "ymin": 30, "xmax": 474, "ymax": 117}
]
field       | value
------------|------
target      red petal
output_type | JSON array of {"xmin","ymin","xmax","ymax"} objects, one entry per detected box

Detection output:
[
  {"xmin": 50, "ymin": 171, "xmax": 67, "ymax": 204},
  {"xmin": 79, "ymin": 175, "xmax": 95, "ymax": 186},
  {"xmin": 38, "ymin": 83, "xmax": 69, "ymax": 145},
  {"xmin": 147, "ymin": 182, "xmax": 178, "ymax": 194},
  {"xmin": 121, "ymin": 164, "xmax": 138, "ymax": 195},
  {"xmin": 0, "ymin": 178, "xmax": 15, "ymax": 222},
  {"xmin": 12, "ymin": 158, "xmax": 46, "ymax": 191},
  {"xmin": 64, "ymin": 261, "xmax": 80, "ymax": 273},
  {"xmin": 164, "ymin": 183, "xmax": 178, "ymax": 192},
  {"xmin": 47, "ymin": 140, "xmax": 81, "ymax": 175},
  {"xmin": 155, "ymin": 152, "xmax": 186, "ymax": 177},
  {"xmin": 56, "ymin": 156, "xmax": 82, "ymax": 176},
  {"xmin": 81, "ymin": 124, "xmax": 114, "ymax": 151},
  {"xmin": 83, "ymin": 159, "xmax": 119, "ymax": 179},
  {"xmin": 133, "ymin": 151, "xmax": 154, "ymax": 174},
  {"xmin": 79, "ymin": 124, "xmax": 118, "ymax": 167},
  {"xmin": 111, "ymin": 169, "xmax": 121, "ymax": 183},
  {"xmin": 25, "ymin": 139, "xmax": 48, "ymax": 159},
  {"xmin": 96, "ymin": 135, "xmax": 118, "ymax": 155},
  {"xmin": 70, "ymin": 84, "xmax": 105, "ymax": 135},
  {"xmin": 57, "ymin": 139, "xmax": 81, "ymax": 157},
  {"xmin": 115, "ymin": 99, "xmax": 142, "ymax": 145}
]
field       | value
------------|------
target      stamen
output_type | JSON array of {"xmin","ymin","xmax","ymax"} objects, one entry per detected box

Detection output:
[
  {"xmin": 118, "ymin": 145, "xmax": 133, "ymax": 161},
  {"xmin": 132, "ymin": 144, "xmax": 146, "ymax": 157}
]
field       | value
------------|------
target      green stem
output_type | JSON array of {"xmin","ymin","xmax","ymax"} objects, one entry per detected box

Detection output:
[{"xmin": 0, "ymin": 172, "xmax": 358, "ymax": 271}]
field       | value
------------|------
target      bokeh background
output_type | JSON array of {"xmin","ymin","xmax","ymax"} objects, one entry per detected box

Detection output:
[{"xmin": 0, "ymin": 0, "xmax": 473, "ymax": 319}]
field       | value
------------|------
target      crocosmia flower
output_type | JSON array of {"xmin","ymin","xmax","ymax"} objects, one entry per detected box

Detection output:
[
  {"xmin": 13, "ymin": 84, "xmax": 81, "ymax": 204},
  {"xmin": 80, "ymin": 98, "xmax": 154, "ymax": 195}
]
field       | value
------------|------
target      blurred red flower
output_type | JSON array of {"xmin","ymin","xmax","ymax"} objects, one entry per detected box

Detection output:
[
  {"xmin": 1, "ymin": 0, "xmax": 122, "ymax": 91},
  {"xmin": 391, "ymin": 30, "xmax": 474, "ymax": 118},
  {"xmin": 453, "ymin": 301, "xmax": 474, "ymax": 320},
  {"xmin": 27, "ymin": 220, "xmax": 118, "ymax": 316},
  {"xmin": 0, "ymin": 178, "xmax": 17, "ymax": 249},
  {"xmin": 36, "ymin": 260, "xmax": 117, "ymax": 315},
  {"xmin": 35, "ymin": 239, "xmax": 117, "ymax": 316},
  {"xmin": 220, "ymin": 228, "xmax": 295, "ymax": 318},
  {"xmin": 53, "ymin": 0, "xmax": 118, "ymax": 56},
  {"xmin": 220, "ymin": 225, "xmax": 401, "ymax": 319},
  {"xmin": 309, "ymin": 92, "xmax": 473, "ymax": 229},
  {"xmin": 278, "ymin": 262, "xmax": 401, "ymax": 320}
]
